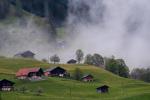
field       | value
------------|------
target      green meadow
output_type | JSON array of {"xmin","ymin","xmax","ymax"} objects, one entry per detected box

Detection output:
[{"xmin": 0, "ymin": 58, "xmax": 150, "ymax": 100}]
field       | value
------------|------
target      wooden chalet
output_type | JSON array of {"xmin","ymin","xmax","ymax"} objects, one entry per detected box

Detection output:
[
  {"xmin": 0, "ymin": 79, "xmax": 15, "ymax": 91},
  {"xmin": 14, "ymin": 51, "xmax": 35, "ymax": 59},
  {"xmin": 82, "ymin": 74, "xmax": 94, "ymax": 82},
  {"xmin": 44, "ymin": 66, "xmax": 67, "ymax": 77},
  {"xmin": 16, "ymin": 68, "xmax": 44, "ymax": 80},
  {"xmin": 96, "ymin": 85, "xmax": 109, "ymax": 93},
  {"xmin": 67, "ymin": 59, "xmax": 77, "ymax": 64}
]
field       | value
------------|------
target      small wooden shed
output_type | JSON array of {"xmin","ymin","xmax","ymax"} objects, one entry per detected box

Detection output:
[
  {"xmin": 67, "ymin": 59, "xmax": 77, "ymax": 64},
  {"xmin": 14, "ymin": 51, "xmax": 35, "ymax": 59},
  {"xmin": 0, "ymin": 79, "xmax": 15, "ymax": 91},
  {"xmin": 82, "ymin": 74, "xmax": 94, "ymax": 82},
  {"xmin": 96, "ymin": 85, "xmax": 109, "ymax": 93}
]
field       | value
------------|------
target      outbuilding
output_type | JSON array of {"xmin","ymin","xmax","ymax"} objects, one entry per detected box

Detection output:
[
  {"xmin": 96, "ymin": 85, "xmax": 109, "ymax": 93},
  {"xmin": 67, "ymin": 59, "xmax": 77, "ymax": 64},
  {"xmin": 0, "ymin": 79, "xmax": 15, "ymax": 91},
  {"xmin": 82, "ymin": 74, "xmax": 94, "ymax": 82},
  {"xmin": 14, "ymin": 51, "xmax": 35, "ymax": 59}
]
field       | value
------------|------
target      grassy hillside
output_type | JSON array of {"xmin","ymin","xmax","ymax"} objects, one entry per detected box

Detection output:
[{"xmin": 0, "ymin": 57, "xmax": 150, "ymax": 100}]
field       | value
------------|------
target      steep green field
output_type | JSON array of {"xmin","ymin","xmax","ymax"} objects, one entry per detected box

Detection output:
[{"xmin": 0, "ymin": 58, "xmax": 150, "ymax": 100}]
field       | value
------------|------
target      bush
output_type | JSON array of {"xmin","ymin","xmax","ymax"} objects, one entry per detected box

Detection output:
[
  {"xmin": 73, "ymin": 68, "xmax": 83, "ymax": 81},
  {"xmin": 35, "ymin": 87, "xmax": 44, "ymax": 96},
  {"xmin": 19, "ymin": 85, "xmax": 27, "ymax": 93}
]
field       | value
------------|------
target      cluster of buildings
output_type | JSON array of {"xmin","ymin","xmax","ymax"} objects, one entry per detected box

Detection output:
[
  {"xmin": 16, "ymin": 67, "xmax": 67, "ymax": 80},
  {"xmin": 0, "ymin": 51, "xmax": 109, "ymax": 93},
  {"xmin": 0, "ymin": 66, "xmax": 109, "ymax": 93},
  {"xmin": 15, "ymin": 66, "xmax": 95, "ymax": 82}
]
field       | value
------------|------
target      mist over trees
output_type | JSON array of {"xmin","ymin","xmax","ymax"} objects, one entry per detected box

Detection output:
[
  {"xmin": 50, "ymin": 54, "xmax": 60, "ymax": 64},
  {"xmin": 0, "ymin": 0, "xmax": 10, "ymax": 19},
  {"xmin": 15, "ymin": 0, "xmax": 22, "ymax": 17},
  {"xmin": 0, "ymin": 0, "xmax": 150, "ymax": 82},
  {"xmin": 0, "ymin": 0, "xmax": 69, "ymax": 42},
  {"xmin": 9, "ymin": 0, "xmax": 68, "ymax": 25},
  {"xmin": 131, "ymin": 68, "xmax": 150, "ymax": 82}
]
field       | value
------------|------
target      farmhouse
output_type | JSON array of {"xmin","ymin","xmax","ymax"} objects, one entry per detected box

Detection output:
[
  {"xmin": 67, "ymin": 59, "xmax": 77, "ymax": 64},
  {"xmin": 44, "ymin": 66, "xmax": 67, "ymax": 77},
  {"xmin": 82, "ymin": 74, "xmax": 94, "ymax": 82},
  {"xmin": 96, "ymin": 85, "xmax": 109, "ymax": 93},
  {"xmin": 0, "ymin": 79, "xmax": 15, "ymax": 91},
  {"xmin": 14, "ymin": 51, "xmax": 35, "ymax": 59},
  {"xmin": 16, "ymin": 68, "xmax": 44, "ymax": 80}
]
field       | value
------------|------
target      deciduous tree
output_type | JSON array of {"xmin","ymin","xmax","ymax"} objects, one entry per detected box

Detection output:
[
  {"xmin": 50, "ymin": 54, "xmax": 60, "ymax": 64},
  {"xmin": 76, "ymin": 49, "xmax": 84, "ymax": 64}
]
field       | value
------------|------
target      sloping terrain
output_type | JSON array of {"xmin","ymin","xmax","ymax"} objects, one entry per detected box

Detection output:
[{"xmin": 0, "ymin": 57, "xmax": 150, "ymax": 100}]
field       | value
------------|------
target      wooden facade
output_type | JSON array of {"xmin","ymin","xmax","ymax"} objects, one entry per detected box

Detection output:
[
  {"xmin": 0, "ymin": 79, "xmax": 15, "ymax": 91},
  {"xmin": 44, "ymin": 66, "xmax": 67, "ymax": 77},
  {"xmin": 96, "ymin": 85, "xmax": 109, "ymax": 93},
  {"xmin": 82, "ymin": 74, "xmax": 94, "ymax": 82},
  {"xmin": 16, "ymin": 68, "xmax": 44, "ymax": 80}
]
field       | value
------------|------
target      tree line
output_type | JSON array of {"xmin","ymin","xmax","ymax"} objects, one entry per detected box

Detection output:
[
  {"xmin": 131, "ymin": 68, "xmax": 150, "ymax": 83},
  {"xmin": 5, "ymin": 0, "xmax": 68, "ymax": 24},
  {"xmin": 47, "ymin": 49, "xmax": 150, "ymax": 82},
  {"xmin": 0, "ymin": 0, "xmax": 10, "ymax": 19},
  {"xmin": 48, "ymin": 49, "xmax": 129, "ymax": 78}
]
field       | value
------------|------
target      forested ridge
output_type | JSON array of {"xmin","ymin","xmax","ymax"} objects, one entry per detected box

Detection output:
[{"xmin": 0, "ymin": 0, "xmax": 68, "ymax": 25}]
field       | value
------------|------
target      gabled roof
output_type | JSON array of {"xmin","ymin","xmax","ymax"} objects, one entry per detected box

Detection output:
[
  {"xmin": 82, "ymin": 74, "xmax": 93, "ymax": 79},
  {"xmin": 0, "ymin": 79, "xmax": 15, "ymax": 85},
  {"xmin": 67, "ymin": 59, "xmax": 77, "ymax": 63},
  {"xmin": 16, "ymin": 68, "xmax": 41, "ymax": 77},
  {"xmin": 96, "ymin": 85, "xmax": 109, "ymax": 90},
  {"xmin": 15, "ymin": 51, "xmax": 35, "ymax": 56},
  {"xmin": 44, "ymin": 66, "xmax": 66, "ymax": 72}
]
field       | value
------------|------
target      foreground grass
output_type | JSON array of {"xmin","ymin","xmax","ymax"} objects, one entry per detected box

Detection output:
[{"xmin": 0, "ymin": 58, "xmax": 150, "ymax": 100}]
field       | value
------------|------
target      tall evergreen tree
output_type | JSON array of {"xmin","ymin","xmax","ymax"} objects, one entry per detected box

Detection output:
[
  {"xmin": 0, "ymin": 0, "xmax": 10, "ymax": 19},
  {"xmin": 15, "ymin": 0, "xmax": 22, "ymax": 17}
]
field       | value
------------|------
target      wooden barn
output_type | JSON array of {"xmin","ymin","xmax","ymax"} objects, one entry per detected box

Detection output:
[
  {"xmin": 0, "ymin": 79, "xmax": 15, "ymax": 91},
  {"xmin": 44, "ymin": 66, "xmax": 67, "ymax": 77},
  {"xmin": 14, "ymin": 51, "xmax": 35, "ymax": 59},
  {"xmin": 16, "ymin": 68, "xmax": 44, "ymax": 80},
  {"xmin": 82, "ymin": 74, "xmax": 94, "ymax": 82},
  {"xmin": 67, "ymin": 59, "xmax": 77, "ymax": 64},
  {"xmin": 96, "ymin": 85, "xmax": 109, "ymax": 93}
]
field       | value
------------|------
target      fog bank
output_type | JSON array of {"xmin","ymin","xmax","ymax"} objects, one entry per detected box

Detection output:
[
  {"xmin": 66, "ymin": 0, "xmax": 150, "ymax": 68},
  {"xmin": 0, "ymin": 0, "xmax": 150, "ymax": 69}
]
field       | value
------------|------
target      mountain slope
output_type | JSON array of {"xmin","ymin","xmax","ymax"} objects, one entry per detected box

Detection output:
[{"xmin": 0, "ymin": 57, "xmax": 150, "ymax": 100}]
